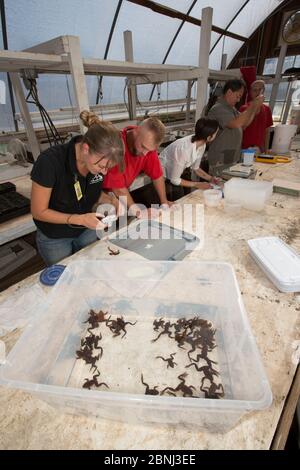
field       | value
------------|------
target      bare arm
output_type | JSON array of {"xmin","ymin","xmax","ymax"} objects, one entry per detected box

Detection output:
[
  {"xmin": 31, "ymin": 182, "xmax": 106, "ymax": 230},
  {"xmin": 227, "ymin": 96, "xmax": 264, "ymax": 130},
  {"xmin": 152, "ymin": 176, "xmax": 169, "ymax": 205},
  {"xmin": 98, "ymin": 190, "xmax": 115, "ymax": 205},
  {"xmin": 112, "ymin": 187, "xmax": 135, "ymax": 210},
  {"xmin": 194, "ymin": 168, "xmax": 212, "ymax": 182},
  {"xmin": 112, "ymin": 186, "xmax": 159, "ymax": 217},
  {"xmin": 177, "ymin": 162, "xmax": 214, "ymax": 189},
  {"xmin": 178, "ymin": 177, "xmax": 210, "ymax": 190}
]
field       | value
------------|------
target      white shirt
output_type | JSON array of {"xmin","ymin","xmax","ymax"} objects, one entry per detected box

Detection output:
[{"xmin": 159, "ymin": 135, "xmax": 206, "ymax": 186}]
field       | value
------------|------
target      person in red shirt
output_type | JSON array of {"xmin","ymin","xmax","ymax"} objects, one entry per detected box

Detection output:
[
  {"xmin": 240, "ymin": 80, "xmax": 273, "ymax": 152},
  {"xmin": 103, "ymin": 117, "xmax": 172, "ymax": 216}
]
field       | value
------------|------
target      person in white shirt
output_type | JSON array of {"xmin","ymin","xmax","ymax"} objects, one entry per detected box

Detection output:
[{"xmin": 159, "ymin": 118, "xmax": 219, "ymax": 201}]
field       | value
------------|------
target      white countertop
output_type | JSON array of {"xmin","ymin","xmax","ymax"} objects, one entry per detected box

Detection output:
[{"xmin": 0, "ymin": 158, "xmax": 299, "ymax": 449}]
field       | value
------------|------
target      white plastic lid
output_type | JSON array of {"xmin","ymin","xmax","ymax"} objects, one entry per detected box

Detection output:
[
  {"xmin": 247, "ymin": 237, "xmax": 300, "ymax": 286},
  {"xmin": 249, "ymin": 250, "xmax": 299, "ymax": 292}
]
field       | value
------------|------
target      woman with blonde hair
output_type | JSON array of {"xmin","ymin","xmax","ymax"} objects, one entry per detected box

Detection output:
[{"xmin": 31, "ymin": 111, "xmax": 124, "ymax": 265}]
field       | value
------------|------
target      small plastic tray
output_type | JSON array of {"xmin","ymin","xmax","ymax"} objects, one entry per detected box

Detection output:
[{"xmin": 248, "ymin": 237, "xmax": 300, "ymax": 292}]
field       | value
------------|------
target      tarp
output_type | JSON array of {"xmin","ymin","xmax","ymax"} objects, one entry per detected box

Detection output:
[{"xmin": 0, "ymin": 0, "xmax": 285, "ymax": 130}]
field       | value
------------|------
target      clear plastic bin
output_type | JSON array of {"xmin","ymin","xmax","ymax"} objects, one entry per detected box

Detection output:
[
  {"xmin": 0, "ymin": 260, "xmax": 272, "ymax": 433},
  {"xmin": 203, "ymin": 189, "xmax": 222, "ymax": 207},
  {"xmin": 224, "ymin": 178, "xmax": 273, "ymax": 211}
]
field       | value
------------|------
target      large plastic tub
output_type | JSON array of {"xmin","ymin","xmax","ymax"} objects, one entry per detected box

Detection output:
[
  {"xmin": 0, "ymin": 261, "xmax": 272, "ymax": 433},
  {"xmin": 224, "ymin": 178, "xmax": 273, "ymax": 211}
]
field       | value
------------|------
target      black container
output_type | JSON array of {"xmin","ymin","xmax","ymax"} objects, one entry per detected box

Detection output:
[
  {"xmin": 0, "ymin": 192, "xmax": 30, "ymax": 224},
  {"xmin": 0, "ymin": 182, "xmax": 16, "ymax": 195}
]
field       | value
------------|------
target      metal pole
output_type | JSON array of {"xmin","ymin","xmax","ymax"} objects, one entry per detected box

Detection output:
[
  {"xmin": 96, "ymin": 0, "xmax": 123, "ymax": 104},
  {"xmin": 123, "ymin": 30, "xmax": 137, "ymax": 120},
  {"xmin": 269, "ymin": 42, "xmax": 287, "ymax": 113},
  {"xmin": 196, "ymin": 7, "xmax": 213, "ymax": 121},
  {"xmin": 281, "ymin": 81, "xmax": 295, "ymax": 124},
  {"xmin": 221, "ymin": 53, "xmax": 228, "ymax": 70},
  {"xmin": 186, "ymin": 80, "xmax": 193, "ymax": 122}
]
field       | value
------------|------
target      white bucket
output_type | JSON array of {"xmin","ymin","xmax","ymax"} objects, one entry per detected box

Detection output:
[
  {"xmin": 272, "ymin": 124, "xmax": 298, "ymax": 153},
  {"xmin": 289, "ymin": 105, "xmax": 300, "ymax": 129}
]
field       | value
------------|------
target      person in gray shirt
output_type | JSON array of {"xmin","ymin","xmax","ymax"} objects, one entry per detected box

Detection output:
[{"xmin": 207, "ymin": 79, "xmax": 264, "ymax": 176}]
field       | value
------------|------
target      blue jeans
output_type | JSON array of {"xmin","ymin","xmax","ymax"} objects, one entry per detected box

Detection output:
[{"xmin": 36, "ymin": 228, "xmax": 99, "ymax": 266}]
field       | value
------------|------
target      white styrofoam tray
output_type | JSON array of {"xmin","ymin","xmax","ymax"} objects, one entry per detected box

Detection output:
[{"xmin": 247, "ymin": 237, "xmax": 300, "ymax": 292}]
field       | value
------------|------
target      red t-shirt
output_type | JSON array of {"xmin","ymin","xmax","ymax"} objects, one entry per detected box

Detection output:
[
  {"xmin": 103, "ymin": 126, "xmax": 163, "ymax": 190},
  {"xmin": 240, "ymin": 103, "xmax": 273, "ymax": 150}
]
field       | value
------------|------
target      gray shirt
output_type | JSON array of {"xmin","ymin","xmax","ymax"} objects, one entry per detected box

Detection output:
[{"xmin": 207, "ymin": 97, "xmax": 243, "ymax": 176}]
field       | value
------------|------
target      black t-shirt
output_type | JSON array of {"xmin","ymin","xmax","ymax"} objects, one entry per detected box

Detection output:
[{"xmin": 31, "ymin": 136, "xmax": 104, "ymax": 238}]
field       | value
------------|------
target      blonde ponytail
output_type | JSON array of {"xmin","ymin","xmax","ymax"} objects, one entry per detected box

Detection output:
[
  {"xmin": 80, "ymin": 110, "xmax": 102, "ymax": 128},
  {"xmin": 79, "ymin": 110, "xmax": 124, "ymax": 172}
]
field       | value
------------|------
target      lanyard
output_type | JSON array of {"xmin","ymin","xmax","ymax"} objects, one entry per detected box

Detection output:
[{"xmin": 74, "ymin": 174, "xmax": 83, "ymax": 201}]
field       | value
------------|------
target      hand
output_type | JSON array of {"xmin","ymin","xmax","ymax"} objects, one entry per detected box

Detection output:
[
  {"xmin": 116, "ymin": 199, "xmax": 126, "ymax": 218},
  {"xmin": 78, "ymin": 213, "xmax": 107, "ymax": 230},
  {"xmin": 137, "ymin": 207, "xmax": 161, "ymax": 220},
  {"xmin": 211, "ymin": 177, "xmax": 223, "ymax": 187},
  {"xmin": 252, "ymin": 95, "xmax": 264, "ymax": 110},
  {"xmin": 160, "ymin": 202, "xmax": 180, "ymax": 212},
  {"xmin": 106, "ymin": 194, "xmax": 127, "ymax": 218},
  {"xmin": 194, "ymin": 182, "xmax": 211, "ymax": 190},
  {"xmin": 160, "ymin": 200, "xmax": 174, "ymax": 209}
]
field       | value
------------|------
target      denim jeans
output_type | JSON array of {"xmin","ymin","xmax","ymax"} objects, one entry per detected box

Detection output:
[{"xmin": 36, "ymin": 228, "xmax": 99, "ymax": 266}]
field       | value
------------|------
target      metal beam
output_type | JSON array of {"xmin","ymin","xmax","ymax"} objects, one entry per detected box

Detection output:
[
  {"xmin": 186, "ymin": 79, "xmax": 193, "ymax": 123},
  {"xmin": 126, "ymin": 0, "xmax": 247, "ymax": 42},
  {"xmin": 281, "ymin": 81, "xmax": 295, "ymax": 124},
  {"xmin": 149, "ymin": 0, "xmax": 198, "ymax": 101},
  {"xmin": 210, "ymin": 0, "xmax": 250, "ymax": 54},
  {"xmin": 124, "ymin": 30, "xmax": 137, "ymax": 120},
  {"xmin": 269, "ymin": 42, "xmax": 288, "ymax": 112},
  {"xmin": 96, "ymin": 0, "xmax": 123, "ymax": 104},
  {"xmin": 196, "ymin": 7, "xmax": 212, "ymax": 121},
  {"xmin": 221, "ymin": 53, "xmax": 228, "ymax": 70}
]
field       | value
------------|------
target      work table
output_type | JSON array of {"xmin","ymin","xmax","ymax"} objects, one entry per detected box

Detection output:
[
  {"xmin": 0, "ymin": 173, "xmax": 150, "ymax": 246},
  {"xmin": 0, "ymin": 158, "xmax": 299, "ymax": 450}
]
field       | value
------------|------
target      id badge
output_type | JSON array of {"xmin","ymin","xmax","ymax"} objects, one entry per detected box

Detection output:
[{"xmin": 74, "ymin": 180, "xmax": 83, "ymax": 201}]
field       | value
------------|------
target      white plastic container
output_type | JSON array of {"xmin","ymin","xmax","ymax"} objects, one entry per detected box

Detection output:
[
  {"xmin": 248, "ymin": 237, "xmax": 300, "ymax": 293},
  {"xmin": 241, "ymin": 149, "xmax": 256, "ymax": 166},
  {"xmin": 224, "ymin": 178, "xmax": 273, "ymax": 211},
  {"xmin": 203, "ymin": 189, "xmax": 222, "ymax": 207},
  {"xmin": 0, "ymin": 260, "xmax": 272, "ymax": 433},
  {"xmin": 272, "ymin": 124, "xmax": 298, "ymax": 153},
  {"xmin": 290, "ymin": 105, "xmax": 300, "ymax": 130}
]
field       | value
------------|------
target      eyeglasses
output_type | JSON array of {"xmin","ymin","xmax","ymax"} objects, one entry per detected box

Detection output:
[{"xmin": 92, "ymin": 154, "xmax": 115, "ymax": 171}]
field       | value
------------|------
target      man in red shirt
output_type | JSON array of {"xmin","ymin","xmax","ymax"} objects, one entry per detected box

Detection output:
[
  {"xmin": 103, "ymin": 117, "xmax": 172, "ymax": 216},
  {"xmin": 240, "ymin": 80, "xmax": 273, "ymax": 152}
]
